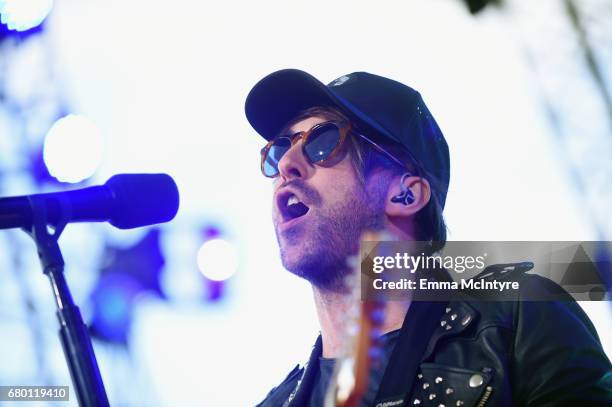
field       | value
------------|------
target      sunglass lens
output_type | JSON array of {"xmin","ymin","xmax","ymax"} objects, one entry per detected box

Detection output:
[
  {"xmin": 263, "ymin": 137, "xmax": 291, "ymax": 177},
  {"xmin": 304, "ymin": 123, "xmax": 342, "ymax": 164}
]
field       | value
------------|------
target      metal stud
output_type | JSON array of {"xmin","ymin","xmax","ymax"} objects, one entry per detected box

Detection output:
[
  {"xmin": 435, "ymin": 377, "xmax": 443, "ymax": 384},
  {"xmin": 445, "ymin": 307, "xmax": 451, "ymax": 313},
  {"xmin": 450, "ymin": 314, "xmax": 457, "ymax": 321},
  {"xmin": 461, "ymin": 314, "xmax": 472, "ymax": 326},
  {"xmin": 445, "ymin": 324, "xmax": 452, "ymax": 331},
  {"xmin": 417, "ymin": 373, "xmax": 423, "ymax": 379},
  {"xmin": 413, "ymin": 399, "xmax": 421, "ymax": 405},
  {"xmin": 440, "ymin": 320, "xmax": 447, "ymax": 327},
  {"xmin": 429, "ymin": 393, "xmax": 437, "ymax": 400},
  {"xmin": 456, "ymin": 401, "xmax": 464, "ymax": 406},
  {"xmin": 445, "ymin": 387, "xmax": 454, "ymax": 395},
  {"xmin": 438, "ymin": 405, "xmax": 445, "ymax": 407},
  {"xmin": 423, "ymin": 383, "xmax": 430, "ymax": 389},
  {"xmin": 469, "ymin": 374, "xmax": 484, "ymax": 388}
]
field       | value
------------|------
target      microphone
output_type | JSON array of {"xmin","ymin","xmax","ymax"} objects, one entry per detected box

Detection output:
[{"xmin": 0, "ymin": 174, "xmax": 179, "ymax": 230}]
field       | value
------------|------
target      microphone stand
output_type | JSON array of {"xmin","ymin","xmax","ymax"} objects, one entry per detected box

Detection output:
[{"xmin": 22, "ymin": 195, "xmax": 110, "ymax": 407}]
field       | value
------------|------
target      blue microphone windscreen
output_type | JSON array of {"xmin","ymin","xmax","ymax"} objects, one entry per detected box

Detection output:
[{"xmin": 105, "ymin": 174, "xmax": 179, "ymax": 229}]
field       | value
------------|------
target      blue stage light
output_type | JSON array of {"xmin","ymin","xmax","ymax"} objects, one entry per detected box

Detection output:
[
  {"xmin": 43, "ymin": 114, "xmax": 103, "ymax": 183},
  {"xmin": 0, "ymin": 0, "xmax": 53, "ymax": 32},
  {"xmin": 90, "ymin": 273, "xmax": 140, "ymax": 344},
  {"xmin": 197, "ymin": 238, "xmax": 239, "ymax": 282},
  {"xmin": 90, "ymin": 229, "xmax": 165, "ymax": 344}
]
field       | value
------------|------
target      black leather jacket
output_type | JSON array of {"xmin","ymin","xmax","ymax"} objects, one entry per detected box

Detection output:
[{"xmin": 256, "ymin": 265, "xmax": 612, "ymax": 407}]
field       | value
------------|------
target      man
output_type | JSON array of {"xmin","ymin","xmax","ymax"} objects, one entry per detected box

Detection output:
[{"xmin": 244, "ymin": 69, "xmax": 612, "ymax": 406}]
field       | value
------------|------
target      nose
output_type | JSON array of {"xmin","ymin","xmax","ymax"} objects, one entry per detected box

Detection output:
[{"xmin": 277, "ymin": 139, "xmax": 311, "ymax": 182}]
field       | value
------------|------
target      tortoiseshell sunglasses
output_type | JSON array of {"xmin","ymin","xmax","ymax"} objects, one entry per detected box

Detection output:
[{"xmin": 260, "ymin": 121, "xmax": 406, "ymax": 177}]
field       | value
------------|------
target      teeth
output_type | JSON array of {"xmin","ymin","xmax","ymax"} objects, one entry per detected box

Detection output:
[{"xmin": 287, "ymin": 195, "xmax": 301, "ymax": 206}]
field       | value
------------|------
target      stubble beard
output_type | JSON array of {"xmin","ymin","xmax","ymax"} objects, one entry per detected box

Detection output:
[{"xmin": 276, "ymin": 184, "xmax": 385, "ymax": 293}]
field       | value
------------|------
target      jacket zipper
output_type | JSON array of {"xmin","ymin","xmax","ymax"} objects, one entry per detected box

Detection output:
[{"xmin": 476, "ymin": 386, "xmax": 493, "ymax": 407}]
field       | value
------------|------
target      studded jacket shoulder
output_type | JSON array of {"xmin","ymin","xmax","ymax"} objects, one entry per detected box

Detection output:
[{"xmin": 255, "ymin": 265, "xmax": 612, "ymax": 407}]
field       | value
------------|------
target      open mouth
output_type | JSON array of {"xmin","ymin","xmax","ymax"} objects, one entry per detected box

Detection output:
[{"xmin": 278, "ymin": 192, "xmax": 310, "ymax": 223}]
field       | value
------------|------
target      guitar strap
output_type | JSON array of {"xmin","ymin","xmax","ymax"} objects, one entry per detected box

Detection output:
[{"xmin": 372, "ymin": 300, "xmax": 449, "ymax": 406}]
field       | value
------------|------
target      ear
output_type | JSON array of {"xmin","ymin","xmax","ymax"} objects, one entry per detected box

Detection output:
[{"xmin": 385, "ymin": 174, "xmax": 431, "ymax": 218}]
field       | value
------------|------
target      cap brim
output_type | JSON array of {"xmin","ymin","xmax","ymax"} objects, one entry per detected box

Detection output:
[{"xmin": 245, "ymin": 69, "xmax": 340, "ymax": 140}]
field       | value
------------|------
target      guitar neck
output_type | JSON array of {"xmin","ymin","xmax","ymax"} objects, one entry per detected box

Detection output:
[{"xmin": 326, "ymin": 232, "xmax": 388, "ymax": 407}]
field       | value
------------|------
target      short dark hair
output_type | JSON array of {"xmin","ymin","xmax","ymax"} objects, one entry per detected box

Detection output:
[{"xmin": 279, "ymin": 106, "xmax": 447, "ymax": 252}]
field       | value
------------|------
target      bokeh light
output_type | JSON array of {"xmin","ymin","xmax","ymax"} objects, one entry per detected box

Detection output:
[
  {"xmin": 43, "ymin": 114, "xmax": 103, "ymax": 183},
  {"xmin": 0, "ymin": 0, "xmax": 53, "ymax": 32},
  {"xmin": 196, "ymin": 238, "xmax": 239, "ymax": 282}
]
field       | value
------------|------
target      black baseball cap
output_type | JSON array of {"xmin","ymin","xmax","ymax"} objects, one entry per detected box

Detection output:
[{"xmin": 245, "ymin": 69, "xmax": 450, "ymax": 209}]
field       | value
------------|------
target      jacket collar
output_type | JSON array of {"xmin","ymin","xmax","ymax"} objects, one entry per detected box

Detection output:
[{"xmin": 284, "ymin": 336, "xmax": 322, "ymax": 407}]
